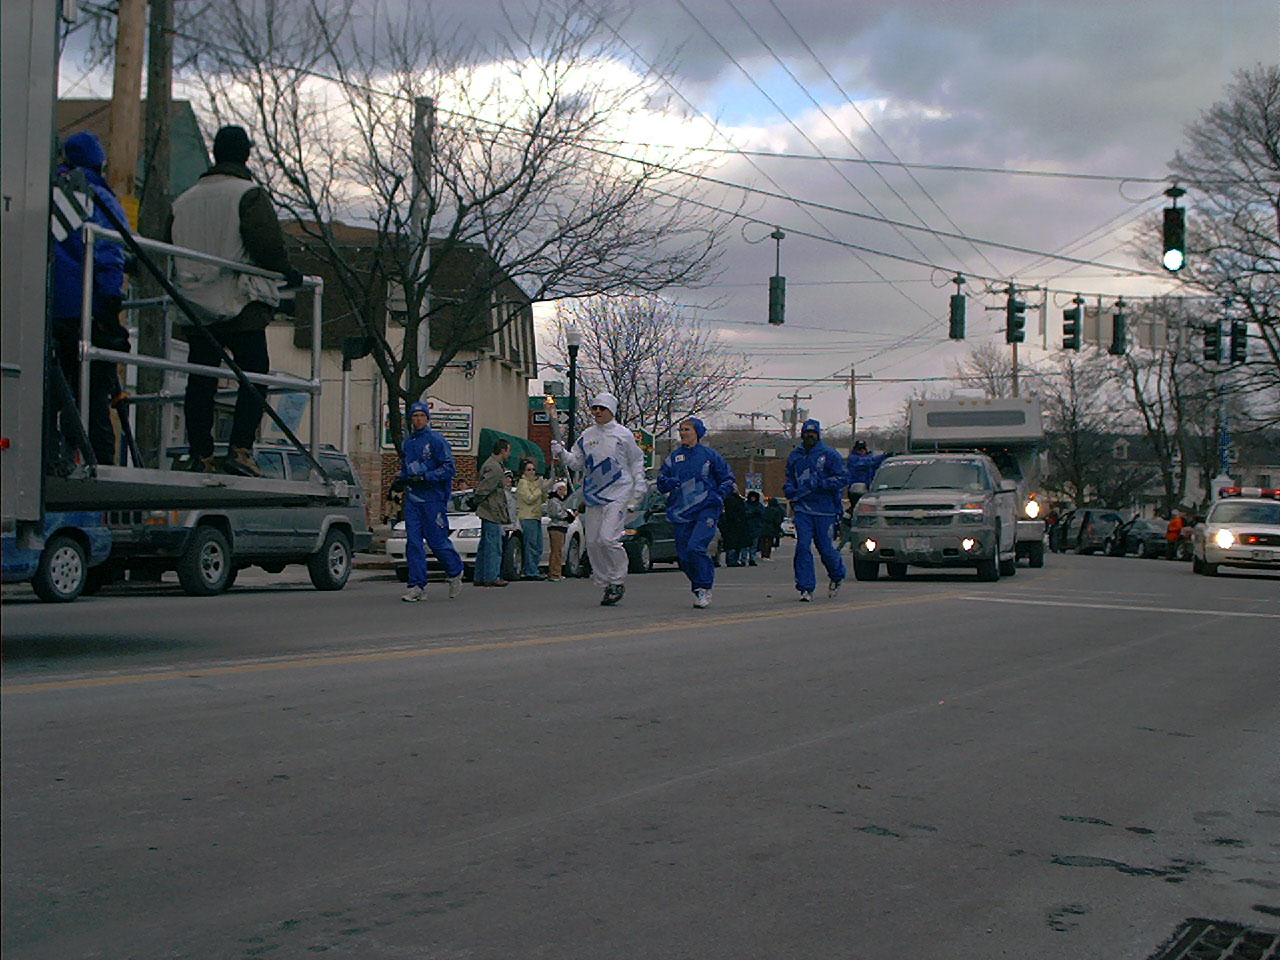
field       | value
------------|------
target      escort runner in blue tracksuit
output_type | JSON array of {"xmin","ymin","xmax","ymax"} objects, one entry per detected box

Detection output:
[
  {"xmin": 845, "ymin": 440, "xmax": 890, "ymax": 489},
  {"xmin": 656, "ymin": 417, "xmax": 735, "ymax": 608},
  {"xmin": 393, "ymin": 402, "xmax": 464, "ymax": 602},
  {"xmin": 783, "ymin": 418, "xmax": 847, "ymax": 601}
]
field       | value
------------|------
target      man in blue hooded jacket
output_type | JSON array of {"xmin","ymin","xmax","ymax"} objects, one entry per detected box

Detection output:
[
  {"xmin": 783, "ymin": 419, "xmax": 847, "ymax": 601},
  {"xmin": 391, "ymin": 402, "xmax": 464, "ymax": 602},
  {"xmin": 51, "ymin": 131, "xmax": 131, "ymax": 465},
  {"xmin": 656, "ymin": 417, "xmax": 735, "ymax": 608}
]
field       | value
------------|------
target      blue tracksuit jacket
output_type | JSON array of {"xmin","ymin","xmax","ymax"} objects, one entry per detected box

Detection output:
[{"xmin": 656, "ymin": 443, "xmax": 736, "ymax": 523}]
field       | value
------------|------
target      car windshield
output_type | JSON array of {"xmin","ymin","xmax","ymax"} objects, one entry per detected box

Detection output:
[
  {"xmin": 448, "ymin": 491, "xmax": 474, "ymax": 515},
  {"xmin": 1210, "ymin": 502, "xmax": 1280, "ymax": 525},
  {"xmin": 872, "ymin": 460, "xmax": 989, "ymax": 492},
  {"xmin": 1133, "ymin": 520, "xmax": 1165, "ymax": 533}
]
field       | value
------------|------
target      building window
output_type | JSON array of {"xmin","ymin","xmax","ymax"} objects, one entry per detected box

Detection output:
[
  {"xmin": 1112, "ymin": 439, "xmax": 1130, "ymax": 460},
  {"xmin": 1259, "ymin": 474, "xmax": 1272, "ymax": 488}
]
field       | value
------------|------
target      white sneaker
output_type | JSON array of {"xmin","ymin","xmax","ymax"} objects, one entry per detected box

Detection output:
[
  {"xmin": 448, "ymin": 575, "xmax": 463, "ymax": 599},
  {"xmin": 401, "ymin": 586, "xmax": 424, "ymax": 602},
  {"xmin": 828, "ymin": 580, "xmax": 841, "ymax": 599},
  {"xmin": 799, "ymin": 590, "xmax": 813, "ymax": 602},
  {"xmin": 693, "ymin": 589, "xmax": 711, "ymax": 608}
]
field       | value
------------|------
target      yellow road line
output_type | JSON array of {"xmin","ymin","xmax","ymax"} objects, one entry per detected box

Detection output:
[{"xmin": 2, "ymin": 589, "xmax": 969, "ymax": 695}]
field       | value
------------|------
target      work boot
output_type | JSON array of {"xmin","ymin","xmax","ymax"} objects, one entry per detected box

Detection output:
[
  {"xmin": 188, "ymin": 454, "xmax": 219, "ymax": 473},
  {"xmin": 222, "ymin": 446, "xmax": 263, "ymax": 478},
  {"xmin": 600, "ymin": 584, "xmax": 624, "ymax": 606},
  {"xmin": 828, "ymin": 580, "xmax": 842, "ymax": 599},
  {"xmin": 401, "ymin": 586, "xmax": 424, "ymax": 602},
  {"xmin": 448, "ymin": 575, "xmax": 463, "ymax": 599}
]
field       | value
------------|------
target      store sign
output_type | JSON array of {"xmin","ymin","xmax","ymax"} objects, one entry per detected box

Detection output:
[{"xmin": 382, "ymin": 397, "xmax": 474, "ymax": 453}]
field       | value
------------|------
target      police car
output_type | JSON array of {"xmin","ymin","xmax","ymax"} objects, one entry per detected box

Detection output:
[{"xmin": 1191, "ymin": 487, "xmax": 1280, "ymax": 576}]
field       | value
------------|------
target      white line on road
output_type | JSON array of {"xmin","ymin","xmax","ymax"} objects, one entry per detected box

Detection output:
[{"xmin": 957, "ymin": 596, "xmax": 1278, "ymax": 619}]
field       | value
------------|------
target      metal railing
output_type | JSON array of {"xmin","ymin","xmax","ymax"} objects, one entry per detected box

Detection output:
[{"xmin": 75, "ymin": 222, "xmax": 325, "ymax": 466}]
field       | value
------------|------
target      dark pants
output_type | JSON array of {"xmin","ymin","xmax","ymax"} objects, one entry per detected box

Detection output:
[
  {"xmin": 54, "ymin": 303, "xmax": 127, "ymax": 465},
  {"xmin": 185, "ymin": 327, "xmax": 269, "ymax": 458}
]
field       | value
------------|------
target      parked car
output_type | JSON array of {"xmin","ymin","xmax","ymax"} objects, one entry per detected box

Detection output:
[
  {"xmin": 1059, "ymin": 508, "xmax": 1125, "ymax": 555},
  {"xmin": 94, "ymin": 442, "xmax": 371, "ymax": 595},
  {"xmin": 387, "ymin": 489, "xmax": 585, "ymax": 582},
  {"xmin": 615, "ymin": 484, "xmax": 726, "ymax": 573},
  {"xmin": 2, "ymin": 511, "xmax": 112, "ymax": 602},
  {"xmin": 1105, "ymin": 517, "xmax": 1167, "ymax": 557}
]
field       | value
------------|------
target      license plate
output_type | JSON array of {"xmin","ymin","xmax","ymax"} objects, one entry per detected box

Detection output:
[
  {"xmin": 906, "ymin": 537, "xmax": 930, "ymax": 552},
  {"xmin": 1253, "ymin": 550, "xmax": 1270, "ymax": 561}
]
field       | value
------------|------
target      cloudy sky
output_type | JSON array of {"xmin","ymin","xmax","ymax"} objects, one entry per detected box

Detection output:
[{"xmin": 60, "ymin": 0, "xmax": 1276, "ymax": 435}]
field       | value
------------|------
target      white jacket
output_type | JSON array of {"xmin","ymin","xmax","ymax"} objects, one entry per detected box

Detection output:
[
  {"xmin": 561, "ymin": 421, "xmax": 646, "ymax": 507},
  {"xmin": 170, "ymin": 174, "xmax": 280, "ymax": 322}
]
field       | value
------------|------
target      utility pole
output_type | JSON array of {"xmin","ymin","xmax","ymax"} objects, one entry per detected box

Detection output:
[
  {"xmin": 848, "ymin": 366, "xmax": 857, "ymax": 437},
  {"xmin": 778, "ymin": 391, "xmax": 812, "ymax": 440},
  {"xmin": 1011, "ymin": 341, "xmax": 1019, "ymax": 398},
  {"xmin": 135, "ymin": 0, "xmax": 173, "ymax": 465},
  {"xmin": 410, "ymin": 96, "xmax": 435, "ymax": 385},
  {"xmin": 107, "ymin": 0, "xmax": 147, "ymax": 221},
  {"xmin": 733, "ymin": 411, "xmax": 772, "ymax": 431}
]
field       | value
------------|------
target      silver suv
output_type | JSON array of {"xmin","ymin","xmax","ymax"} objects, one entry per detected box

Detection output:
[
  {"xmin": 850, "ymin": 453, "xmax": 1018, "ymax": 582},
  {"xmin": 92, "ymin": 442, "xmax": 372, "ymax": 595}
]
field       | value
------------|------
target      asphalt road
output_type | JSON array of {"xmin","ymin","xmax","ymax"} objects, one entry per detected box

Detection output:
[{"xmin": 3, "ymin": 548, "xmax": 1278, "ymax": 959}]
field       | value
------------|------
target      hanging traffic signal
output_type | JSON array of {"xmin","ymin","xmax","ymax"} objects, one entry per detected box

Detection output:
[
  {"xmin": 1005, "ymin": 288, "xmax": 1026, "ymax": 344},
  {"xmin": 1062, "ymin": 299, "xmax": 1083, "ymax": 351},
  {"xmin": 1230, "ymin": 320, "xmax": 1248, "ymax": 363},
  {"xmin": 1109, "ymin": 299, "xmax": 1127, "ymax": 356},
  {"xmin": 1203, "ymin": 322, "xmax": 1224, "ymax": 363},
  {"xmin": 1162, "ymin": 185, "xmax": 1186, "ymax": 272},
  {"xmin": 949, "ymin": 293, "xmax": 966, "ymax": 339},
  {"xmin": 768, "ymin": 275, "xmax": 786, "ymax": 326}
]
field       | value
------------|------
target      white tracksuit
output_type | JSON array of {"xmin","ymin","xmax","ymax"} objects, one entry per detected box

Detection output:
[{"xmin": 559, "ymin": 420, "xmax": 646, "ymax": 587}]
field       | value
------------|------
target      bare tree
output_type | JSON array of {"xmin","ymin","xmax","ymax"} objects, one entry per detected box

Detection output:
[
  {"xmin": 177, "ymin": 0, "xmax": 728, "ymax": 449},
  {"xmin": 1140, "ymin": 64, "xmax": 1280, "ymax": 428},
  {"xmin": 549, "ymin": 293, "xmax": 748, "ymax": 440},
  {"xmin": 1040, "ymin": 351, "xmax": 1116, "ymax": 505},
  {"xmin": 953, "ymin": 342, "xmax": 1015, "ymax": 398}
]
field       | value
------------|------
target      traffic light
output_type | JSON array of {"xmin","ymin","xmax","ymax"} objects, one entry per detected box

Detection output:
[
  {"xmin": 1162, "ymin": 205, "xmax": 1186, "ymax": 272},
  {"xmin": 1109, "ymin": 299, "xmax": 1127, "ymax": 356},
  {"xmin": 1203, "ymin": 322, "xmax": 1223, "ymax": 363},
  {"xmin": 1230, "ymin": 320, "xmax": 1248, "ymax": 363},
  {"xmin": 949, "ymin": 293, "xmax": 966, "ymax": 340},
  {"xmin": 768, "ymin": 275, "xmax": 786, "ymax": 326},
  {"xmin": 1005, "ymin": 290, "xmax": 1026, "ymax": 344},
  {"xmin": 1062, "ymin": 301, "xmax": 1083, "ymax": 351}
]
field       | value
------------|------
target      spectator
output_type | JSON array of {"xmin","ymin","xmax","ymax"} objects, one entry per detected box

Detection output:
[
  {"xmin": 515, "ymin": 458, "xmax": 548, "ymax": 581},
  {"xmin": 169, "ymin": 125, "xmax": 302, "ymax": 477},
  {"xmin": 760, "ymin": 497, "xmax": 785, "ymax": 560},
  {"xmin": 473, "ymin": 438, "xmax": 511, "ymax": 586},
  {"xmin": 51, "ymin": 131, "xmax": 130, "ymax": 465},
  {"xmin": 545, "ymin": 481, "xmax": 575, "ymax": 581},
  {"xmin": 720, "ymin": 486, "xmax": 750, "ymax": 566},
  {"xmin": 1165, "ymin": 509, "xmax": 1184, "ymax": 560},
  {"xmin": 743, "ymin": 491, "xmax": 765, "ymax": 566}
]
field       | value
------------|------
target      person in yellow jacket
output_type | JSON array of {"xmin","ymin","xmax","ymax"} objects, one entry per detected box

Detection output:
[{"xmin": 515, "ymin": 458, "xmax": 549, "ymax": 580}]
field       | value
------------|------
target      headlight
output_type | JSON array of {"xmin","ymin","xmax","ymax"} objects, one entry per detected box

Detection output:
[
  {"xmin": 623, "ymin": 529, "xmax": 638, "ymax": 537},
  {"xmin": 962, "ymin": 538, "xmax": 976, "ymax": 551},
  {"xmin": 862, "ymin": 539, "xmax": 877, "ymax": 553},
  {"xmin": 1214, "ymin": 528, "xmax": 1236, "ymax": 549},
  {"xmin": 455, "ymin": 528, "xmax": 481, "ymax": 539},
  {"xmin": 958, "ymin": 501, "xmax": 985, "ymax": 524},
  {"xmin": 1024, "ymin": 499, "xmax": 1041, "ymax": 519},
  {"xmin": 855, "ymin": 501, "xmax": 876, "ymax": 515}
]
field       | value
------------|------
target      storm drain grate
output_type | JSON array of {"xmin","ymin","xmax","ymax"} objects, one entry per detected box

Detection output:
[{"xmin": 1149, "ymin": 919, "xmax": 1280, "ymax": 960}]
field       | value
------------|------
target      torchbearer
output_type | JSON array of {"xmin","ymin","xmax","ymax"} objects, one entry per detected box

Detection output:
[{"xmin": 551, "ymin": 392, "xmax": 646, "ymax": 606}]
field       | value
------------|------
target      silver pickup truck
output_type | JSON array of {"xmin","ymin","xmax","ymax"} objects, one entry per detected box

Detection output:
[{"xmin": 849, "ymin": 453, "xmax": 1019, "ymax": 582}]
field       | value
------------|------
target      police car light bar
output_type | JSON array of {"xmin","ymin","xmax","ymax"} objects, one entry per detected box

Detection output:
[{"xmin": 1217, "ymin": 486, "xmax": 1279, "ymax": 499}]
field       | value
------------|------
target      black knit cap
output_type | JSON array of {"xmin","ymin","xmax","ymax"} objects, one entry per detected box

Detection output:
[{"xmin": 212, "ymin": 125, "xmax": 252, "ymax": 164}]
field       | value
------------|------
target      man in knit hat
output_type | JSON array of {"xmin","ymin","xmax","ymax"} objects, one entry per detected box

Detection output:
[
  {"xmin": 551, "ymin": 392, "xmax": 646, "ymax": 606},
  {"xmin": 390, "ymin": 401, "xmax": 464, "ymax": 602},
  {"xmin": 168, "ymin": 125, "xmax": 302, "ymax": 476},
  {"xmin": 783, "ymin": 419, "xmax": 847, "ymax": 601}
]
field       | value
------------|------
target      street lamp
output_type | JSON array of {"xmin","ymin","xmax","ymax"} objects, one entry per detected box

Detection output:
[{"xmin": 566, "ymin": 324, "xmax": 582, "ymax": 446}]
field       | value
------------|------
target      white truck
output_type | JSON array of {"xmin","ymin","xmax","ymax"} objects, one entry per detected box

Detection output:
[{"xmin": 906, "ymin": 395, "xmax": 1047, "ymax": 568}]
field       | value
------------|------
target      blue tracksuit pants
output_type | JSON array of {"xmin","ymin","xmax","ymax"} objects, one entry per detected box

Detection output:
[
  {"xmin": 405, "ymin": 499, "xmax": 464, "ymax": 588},
  {"xmin": 673, "ymin": 511, "xmax": 720, "ymax": 592},
  {"xmin": 793, "ymin": 510, "xmax": 845, "ymax": 592}
]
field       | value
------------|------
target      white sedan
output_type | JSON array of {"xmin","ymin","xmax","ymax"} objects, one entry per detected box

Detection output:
[
  {"xmin": 1191, "ymin": 488, "xmax": 1280, "ymax": 576},
  {"xmin": 387, "ymin": 489, "xmax": 585, "ymax": 582}
]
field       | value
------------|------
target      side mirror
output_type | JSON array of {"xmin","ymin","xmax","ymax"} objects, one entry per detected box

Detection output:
[
  {"xmin": 998, "ymin": 479, "xmax": 1018, "ymax": 492},
  {"xmin": 848, "ymin": 482, "xmax": 868, "ymax": 494}
]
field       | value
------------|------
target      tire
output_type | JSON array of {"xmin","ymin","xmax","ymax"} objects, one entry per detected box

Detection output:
[
  {"xmin": 565, "ymin": 535, "xmax": 583, "ymax": 577},
  {"xmin": 31, "ymin": 534, "xmax": 88, "ymax": 602},
  {"xmin": 501, "ymin": 535, "xmax": 522, "ymax": 582},
  {"xmin": 976, "ymin": 557, "xmax": 1000, "ymax": 582},
  {"xmin": 628, "ymin": 537, "xmax": 653, "ymax": 574},
  {"xmin": 852, "ymin": 558, "xmax": 879, "ymax": 581},
  {"xmin": 1026, "ymin": 541, "xmax": 1045, "ymax": 568},
  {"xmin": 886, "ymin": 562, "xmax": 908, "ymax": 580},
  {"xmin": 224, "ymin": 567, "xmax": 239, "ymax": 590},
  {"xmin": 176, "ymin": 526, "xmax": 232, "ymax": 596},
  {"xmin": 1191, "ymin": 556, "xmax": 1203, "ymax": 574},
  {"xmin": 1202, "ymin": 561, "xmax": 1219, "ymax": 577},
  {"xmin": 307, "ymin": 527, "xmax": 352, "ymax": 591},
  {"xmin": 999, "ymin": 556, "xmax": 1017, "ymax": 577},
  {"xmin": 395, "ymin": 564, "xmax": 409, "ymax": 583}
]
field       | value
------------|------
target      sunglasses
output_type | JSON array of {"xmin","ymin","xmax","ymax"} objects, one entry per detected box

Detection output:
[{"xmin": 590, "ymin": 405, "xmax": 608, "ymax": 411}]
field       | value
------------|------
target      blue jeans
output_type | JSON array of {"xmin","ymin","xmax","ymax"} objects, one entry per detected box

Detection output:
[
  {"xmin": 674, "ymin": 512, "xmax": 719, "ymax": 591},
  {"xmin": 520, "ymin": 518, "xmax": 543, "ymax": 577},
  {"xmin": 793, "ymin": 511, "xmax": 845, "ymax": 592},
  {"xmin": 404, "ymin": 498, "xmax": 463, "ymax": 588},
  {"xmin": 475, "ymin": 519, "xmax": 504, "ymax": 583}
]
